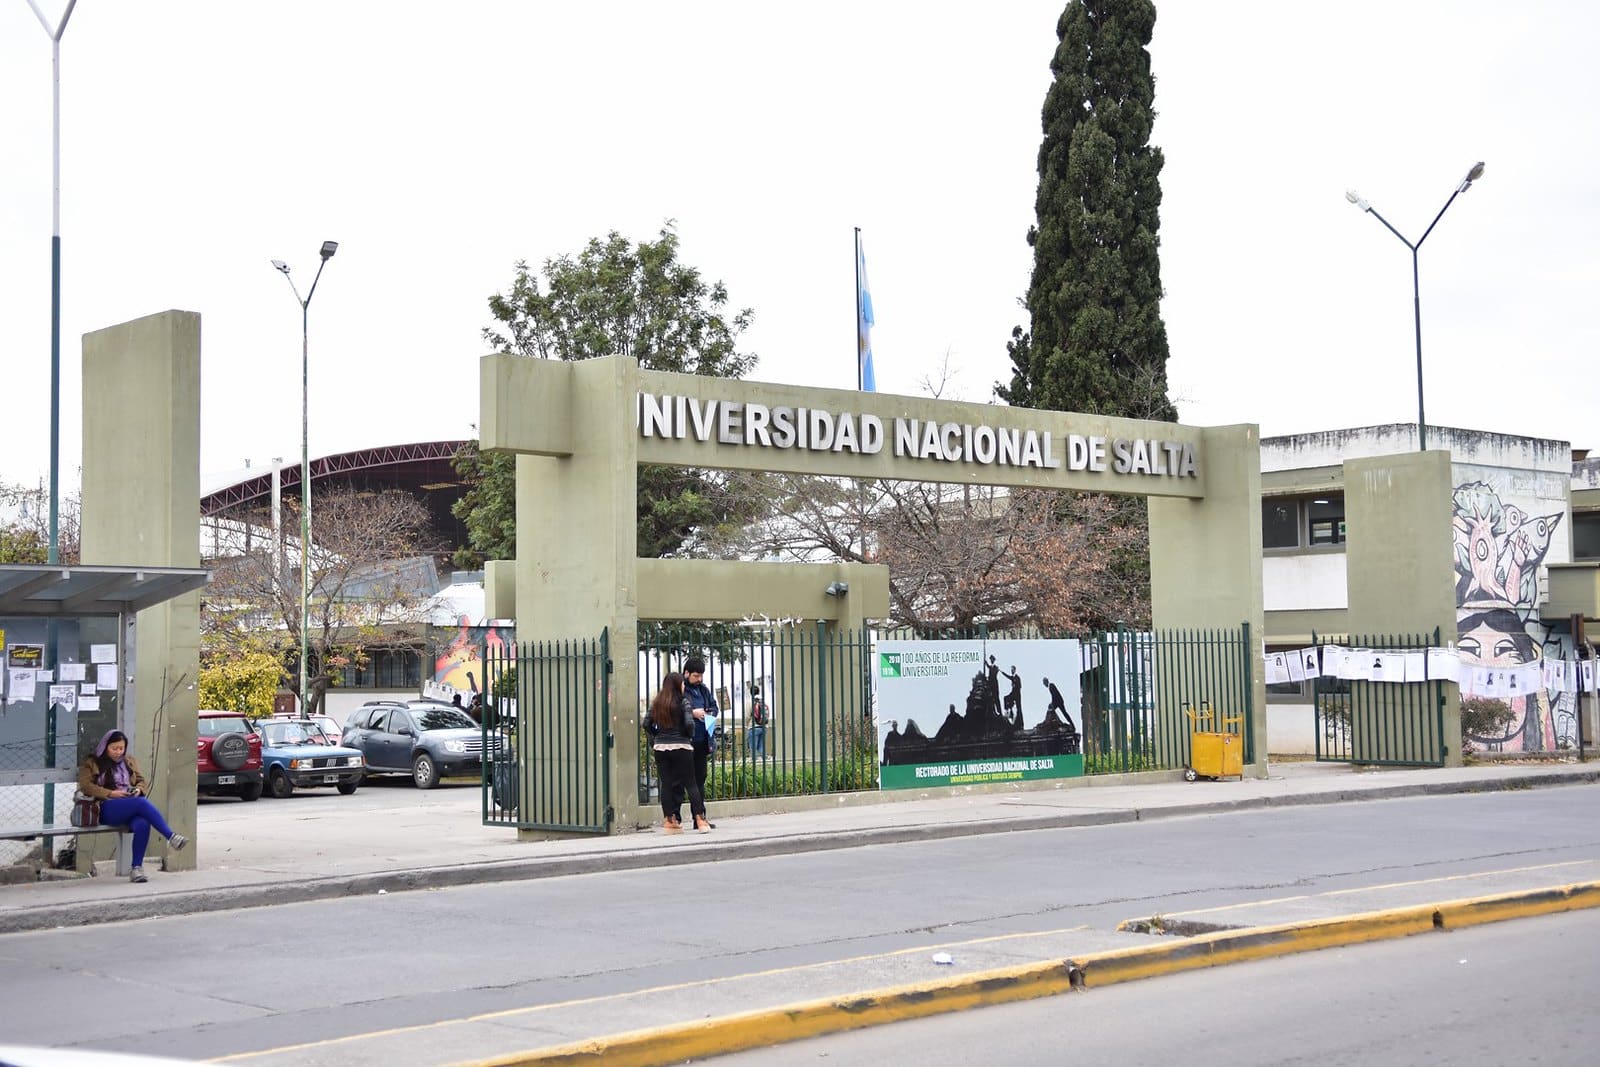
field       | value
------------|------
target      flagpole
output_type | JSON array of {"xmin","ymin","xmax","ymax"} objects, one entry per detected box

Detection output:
[
  {"xmin": 852, "ymin": 227, "xmax": 865, "ymax": 568},
  {"xmin": 854, "ymin": 226, "xmax": 862, "ymax": 391}
]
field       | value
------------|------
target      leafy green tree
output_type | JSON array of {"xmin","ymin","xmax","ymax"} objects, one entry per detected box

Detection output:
[
  {"xmin": 449, "ymin": 443, "xmax": 516, "ymax": 568},
  {"xmin": 0, "ymin": 481, "xmax": 80, "ymax": 564},
  {"xmin": 199, "ymin": 645, "xmax": 282, "ymax": 717},
  {"xmin": 455, "ymin": 225, "xmax": 758, "ymax": 565},
  {"xmin": 1000, "ymin": 0, "xmax": 1176, "ymax": 422},
  {"xmin": 0, "ymin": 526, "xmax": 47, "ymax": 564},
  {"xmin": 484, "ymin": 226, "xmax": 756, "ymax": 377}
]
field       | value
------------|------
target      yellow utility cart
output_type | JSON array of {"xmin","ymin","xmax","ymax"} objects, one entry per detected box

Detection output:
[{"xmin": 1183, "ymin": 701, "xmax": 1243, "ymax": 781}]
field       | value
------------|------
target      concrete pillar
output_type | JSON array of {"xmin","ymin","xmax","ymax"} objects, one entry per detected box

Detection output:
[
  {"xmin": 1149, "ymin": 424, "xmax": 1266, "ymax": 773},
  {"xmin": 79, "ymin": 310, "xmax": 201, "ymax": 869},
  {"xmin": 508, "ymin": 358, "xmax": 642, "ymax": 832},
  {"xmin": 1344, "ymin": 450, "xmax": 1462, "ymax": 766},
  {"xmin": 484, "ymin": 559, "xmax": 517, "ymax": 621}
]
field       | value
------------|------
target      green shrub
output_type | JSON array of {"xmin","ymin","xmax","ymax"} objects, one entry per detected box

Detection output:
[
  {"xmin": 1460, "ymin": 696, "xmax": 1515, "ymax": 749},
  {"xmin": 1085, "ymin": 746, "xmax": 1163, "ymax": 776},
  {"xmin": 199, "ymin": 649, "xmax": 281, "ymax": 717}
]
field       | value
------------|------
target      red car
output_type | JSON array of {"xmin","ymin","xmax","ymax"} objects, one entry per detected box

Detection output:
[{"xmin": 197, "ymin": 710, "xmax": 264, "ymax": 801}]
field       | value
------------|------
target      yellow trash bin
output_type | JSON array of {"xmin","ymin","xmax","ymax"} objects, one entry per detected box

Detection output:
[{"xmin": 1183, "ymin": 702, "xmax": 1243, "ymax": 781}]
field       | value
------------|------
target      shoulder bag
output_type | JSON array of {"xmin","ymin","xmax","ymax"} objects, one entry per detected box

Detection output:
[{"xmin": 70, "ymin": 791, "xmax": 102, "ymax": 828}]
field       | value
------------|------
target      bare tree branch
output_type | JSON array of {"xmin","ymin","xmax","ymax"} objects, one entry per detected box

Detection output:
[{"xmin": 202, "ymin": 489, "xmax": 439, "ymax": 696}]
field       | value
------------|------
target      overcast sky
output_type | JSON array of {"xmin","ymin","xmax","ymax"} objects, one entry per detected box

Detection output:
[{"xmin": 3, "ymin": 1, "xmax": 1596, "ymax": 494}]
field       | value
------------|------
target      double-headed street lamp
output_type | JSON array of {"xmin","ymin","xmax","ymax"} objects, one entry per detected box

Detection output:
[
  {"xmin": 1345, "ymin": 161, "xmax": 1485, "ymax": 451},
  {"xmin": 270, "ymin": 241, "xmax": 338, "ymax": 712}
]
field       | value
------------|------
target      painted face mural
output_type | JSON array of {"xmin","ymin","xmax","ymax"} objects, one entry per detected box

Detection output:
[{"xmin": 1451, "ymin": 481, "xmax": 1565, "ymax": 752}]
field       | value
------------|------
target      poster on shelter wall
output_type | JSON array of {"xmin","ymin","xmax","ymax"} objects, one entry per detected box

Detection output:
[{"xmin": 876, "ymin": 639, "xmax": 1083, "ymax": 790}]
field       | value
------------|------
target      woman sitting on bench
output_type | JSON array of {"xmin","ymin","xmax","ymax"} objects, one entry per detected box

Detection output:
[{"xmin": 77, "ymin": 730, "xmax": 188, "ymax": 884}]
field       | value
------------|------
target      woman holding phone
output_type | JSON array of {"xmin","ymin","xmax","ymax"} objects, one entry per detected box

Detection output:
[{"xmin": 77, "ymin": 730, "xmax": 188, "ymax": 883}]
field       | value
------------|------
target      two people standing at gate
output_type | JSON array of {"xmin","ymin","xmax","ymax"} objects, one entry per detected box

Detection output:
[
  {"xmin": 77, "ymin": 729, "xmax": 188, "ymax": 883},
  {"xmin": 646, "ymin": 673, "xmax": 710, "ymax": 833}
]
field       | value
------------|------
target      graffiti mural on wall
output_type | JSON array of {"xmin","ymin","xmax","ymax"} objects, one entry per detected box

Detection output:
[
  {"xmin": 433, "ymin": 619, "xmax": 512, "ymax": 698},
  {"xmin": 1452, "ymin": 481, "xmax": 1572, "ymax": 751}
]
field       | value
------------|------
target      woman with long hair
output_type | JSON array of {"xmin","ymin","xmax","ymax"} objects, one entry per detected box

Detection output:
[
  {"xmin": 645, "ymin": 672, "xmax": 710, "ymax": 834},
  {"xmin": 77, "ymin": 730, "xmax": 187, "ymax": 883}
]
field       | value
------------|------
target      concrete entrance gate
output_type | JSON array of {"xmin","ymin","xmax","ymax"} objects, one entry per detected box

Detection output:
[{"xmin": 479, "ymin": 354, "xmax": 1267, "ymax": 833}]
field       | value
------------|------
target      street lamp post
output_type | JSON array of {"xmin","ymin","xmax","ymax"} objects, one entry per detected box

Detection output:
[
  {"xmin": 26, "ymin": 0, "xmax": 79, "ymax": 563},
  {"xmin": 1345, "ymin": 162, "xmax": 1485, "ymax": 451},
  {"xmin": 271, "ymin": 241, "xmax": 339, "ymax": 712}
]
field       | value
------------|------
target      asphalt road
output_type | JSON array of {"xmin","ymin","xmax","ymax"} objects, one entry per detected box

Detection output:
[
  {"xmin": 714, "ymin": 906, "xmax": 1600, "ymax": 1066},
  {"xmin": 2, "ymin": 787, "xmax": 1597, "ymax": 1064}
]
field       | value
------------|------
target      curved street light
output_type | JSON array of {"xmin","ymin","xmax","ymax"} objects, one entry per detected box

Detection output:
[
  {"xmin": 270, "ymin": 241, "xmax": 339, "ymax": 712},
  {"xmin": 1344, "ymin": 162, "xmax": 1485, "ymax": 451}
]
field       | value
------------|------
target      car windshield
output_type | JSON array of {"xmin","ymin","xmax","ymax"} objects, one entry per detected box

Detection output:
[
  {"xmin": 199, "ymin": 716, "xmax": 250, "ymax": 736},
  {"xmin": 263, "ymin": 722, "xmax": 313, "ymax": 746},
  {"xmin": 413, "ymin": 707, "xmax": 477, "ymax": 731}
]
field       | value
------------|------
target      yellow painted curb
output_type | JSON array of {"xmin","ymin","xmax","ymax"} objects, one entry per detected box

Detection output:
[{"xmin": 452, "ymin": 879, "xmax": 1600, "ymax": 1067}]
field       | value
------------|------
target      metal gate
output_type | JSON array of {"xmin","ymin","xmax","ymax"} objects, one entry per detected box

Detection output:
[
  {"xmin": 1312, "ymin": 628, "xmax": 1446, "ymax": 766},
  {"xmin": 1085, "ymin": 625, "xmax": 1256, "ymax": 774},
  {"xmin": 635, "ymin": 622, "xmax": 876, "ymax": 805},
  {"xmin": 482, "ymin": 629, "xmax": 612, "ymax": 833}
]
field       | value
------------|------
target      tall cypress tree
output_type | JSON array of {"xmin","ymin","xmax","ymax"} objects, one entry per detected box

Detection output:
[{"xmin": 1000, "ymin": 1, "xmax": 1175, "ymax": 422}]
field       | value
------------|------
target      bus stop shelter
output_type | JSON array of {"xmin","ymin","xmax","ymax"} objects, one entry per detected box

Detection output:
[{"xmin": 0, "ymin": 563, "xmax": 209, "ymax": 876}]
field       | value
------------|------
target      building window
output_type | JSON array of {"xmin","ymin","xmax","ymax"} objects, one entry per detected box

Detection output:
[
  {"xmin": 1262, "ymin": 499, "xmax": 1299, "ymax": 549},
  {"xmin": 1575, "ymin": 513, "xmax": 1600, "ymax": 561},
  {"xmin": 1263, "ymin": 492, "xmax": 1345, "ymax": 550},
  {"xmin": 1307, "ymin": 497, "xmax": 1346, "ymax": 546},
  {"xmin": 338, "ymin": 647, "xmax": 422, "ymax": 690}
]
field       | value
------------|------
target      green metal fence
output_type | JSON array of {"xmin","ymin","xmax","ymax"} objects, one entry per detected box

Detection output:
[
  {"xmin": 1312, "ymin": 628, "xmax": 1445, "ymax": 766},
  {"xmin": 1083, "ymin": 625, "xmax": 1256, "ymax": 775},
  {"xmin": 636, "ymin": 622, "xmax": 877, "ymax": 806},
  {"xmin": 482, "ymin": 629, "xmax": 611, "ymax": 833},
  {"xmin": 633, "ymin": 622, "xmax": 1254, "ymax": 805},
  {"xmin": 483, "ymin": 622, "xmax": 1256, "ymax": 822}
]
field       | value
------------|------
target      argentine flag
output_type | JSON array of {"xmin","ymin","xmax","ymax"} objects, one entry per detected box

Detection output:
[{"xmin": 856, "ymin": 234, "xmax": 877, "ymax": 392}]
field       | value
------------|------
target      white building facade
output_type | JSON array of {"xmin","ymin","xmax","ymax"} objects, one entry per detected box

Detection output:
[{"xmin": 1260, "ymin": 424, "xmax": 1583, "ymax": 756}]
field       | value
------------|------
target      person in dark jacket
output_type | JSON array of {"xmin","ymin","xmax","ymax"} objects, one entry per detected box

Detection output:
[
  {"xmin": 645, "ymin": 672, "xmax": 709, "ymax": 833},
  {"xmin": 76, "ymin": 729, "xmax": 188, "ymax": 883},
  {"xmin": 1041, "ymin": 677, "xmax": 1077, "ymax": 733},
  {"xmin": 682, "ymin": 656, "xmax": 719, "ymax": 826}
]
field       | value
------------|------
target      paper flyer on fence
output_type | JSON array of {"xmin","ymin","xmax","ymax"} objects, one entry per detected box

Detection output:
[{"xmin": 1426, "ymin": 648, "xmax": 1460, "ymax": 683}]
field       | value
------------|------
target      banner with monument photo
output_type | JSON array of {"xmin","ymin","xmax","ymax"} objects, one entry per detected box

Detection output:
[{"xmin": 876, "ymin": 639, "xmax": 1084, "ymax": 790}]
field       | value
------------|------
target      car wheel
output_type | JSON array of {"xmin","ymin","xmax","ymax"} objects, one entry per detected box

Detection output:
[
  {"xmin": 237, "ymin": 780, "xmax": 263, "ymax": 802},
  {"xmin": 268, "ymin": 767, "xmax": 294, "ymax": 799},
  {"xmin": 412, "ymin": 753, "xmax": 439, "ymax": 790},
  {"xmin": 336, "ymin": 779, "xmax": 359, "ymax": 796}
]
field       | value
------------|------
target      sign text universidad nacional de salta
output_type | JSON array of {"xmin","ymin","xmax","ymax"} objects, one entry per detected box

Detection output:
[{"xmin": 636, "ymin": 392, "xmax": 1200, "ymax": 481}]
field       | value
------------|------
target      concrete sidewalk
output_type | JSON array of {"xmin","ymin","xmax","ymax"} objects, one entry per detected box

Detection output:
[{"xmin": 3, "ymin": 758, "xmax": 1598, "ymax": 936}]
